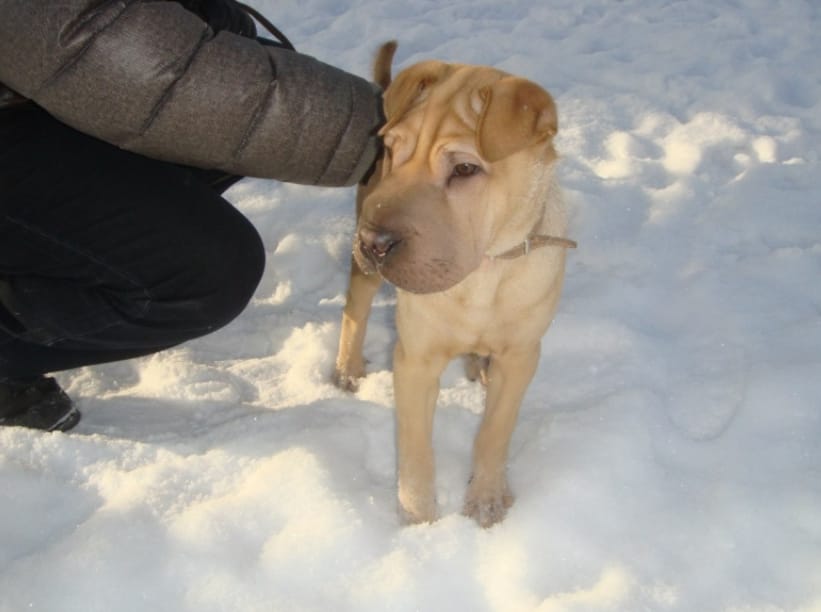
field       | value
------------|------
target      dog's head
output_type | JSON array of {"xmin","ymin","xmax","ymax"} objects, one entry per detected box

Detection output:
[{"xmin": 355, "ymin": 44, "xmax": 559, "ymax": 294}]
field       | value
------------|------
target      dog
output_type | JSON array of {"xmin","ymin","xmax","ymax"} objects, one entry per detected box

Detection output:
[{"xmin": 334, "ymin": 42, "xmax": 575, "ymax": 527}]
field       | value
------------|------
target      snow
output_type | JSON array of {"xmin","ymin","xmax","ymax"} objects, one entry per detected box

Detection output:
[{"xmin": 2, "ymin": 0, "xmax": 820, "ymax": 610}]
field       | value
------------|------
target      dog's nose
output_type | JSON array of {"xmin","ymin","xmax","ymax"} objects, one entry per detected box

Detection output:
[{"xmin": 359, "ymin": 226, "xmax": 401, "ymax": 261}]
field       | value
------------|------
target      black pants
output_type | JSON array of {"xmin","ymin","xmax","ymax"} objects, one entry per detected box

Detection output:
[{"xmin": 0, "ymin": 105, "xmax": 265, "ymax": 379}]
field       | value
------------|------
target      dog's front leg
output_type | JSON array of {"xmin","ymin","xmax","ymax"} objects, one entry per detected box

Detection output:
[
  {"xmin": 393, "ymin": 340, "xmax": 448, "ymax": 524},
  {"xmin": 464, "ymin": 344, "xmax": 540, "ymax": 528}
]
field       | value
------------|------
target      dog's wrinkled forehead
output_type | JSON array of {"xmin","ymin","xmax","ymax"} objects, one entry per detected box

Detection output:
[
  {"xmin": 382, "ymin": 61, "xmax": 503, "ymax": 130},
  {"xmin": 381, "ymin": 60, "xmax": 558, "ymax": 164}
]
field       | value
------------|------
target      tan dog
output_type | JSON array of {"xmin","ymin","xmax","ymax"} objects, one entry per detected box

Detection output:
[{"xmin": 335, "ymin": 42, "xmax": 575, "ymax": 527}]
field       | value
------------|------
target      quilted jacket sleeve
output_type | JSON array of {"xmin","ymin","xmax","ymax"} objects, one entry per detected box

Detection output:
[{"xmin": 0, "ymin": 0, "xmax": 383, "ymax": 186}]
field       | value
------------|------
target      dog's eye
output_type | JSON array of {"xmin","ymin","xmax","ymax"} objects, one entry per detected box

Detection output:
[{"xmin": 451, "ymin": 163, "xmax": 481, "ymax": 179}]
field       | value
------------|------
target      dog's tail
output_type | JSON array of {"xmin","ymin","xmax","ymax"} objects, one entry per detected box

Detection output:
[{"xmin": 374, "ymin": 41, "xmax": 397, "ymax": 89}]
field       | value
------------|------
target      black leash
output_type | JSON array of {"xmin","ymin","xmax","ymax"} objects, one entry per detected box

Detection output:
[{"xmin": 236, "ymin": 1, "xmax": 295, "ymax": 51}]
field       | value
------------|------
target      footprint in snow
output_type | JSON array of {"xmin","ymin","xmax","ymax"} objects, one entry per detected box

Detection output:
[{"xmin": 665, "ymin": 339, "xmax": 747, "ymax": 441}]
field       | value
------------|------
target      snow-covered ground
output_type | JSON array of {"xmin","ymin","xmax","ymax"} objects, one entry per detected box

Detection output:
[{"xmin": 2, "ymin": 1, "xmax": 820, "ymax": 610}]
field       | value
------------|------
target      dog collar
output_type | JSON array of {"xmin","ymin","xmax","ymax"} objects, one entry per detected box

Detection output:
[{"xmin": 490, "ymin": 234, "xmax": 577, "ymax": 260}]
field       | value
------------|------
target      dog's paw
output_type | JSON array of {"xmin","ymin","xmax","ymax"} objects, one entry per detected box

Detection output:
[
  {"xmin": 332, "ymin": 360, "xmax": 367, "ymax": 392},
  {"xmin": 398, "ymin": 484, "xmax": 438, "ymax": 525},
  {"xmin": 399, "ymin": 503, "xmax": 438, "ymax": 526},
  {"xmin": 463, "ymin": 481, "xmax": 513, "ymax": 528},
  {"xmin": 332, "ymin": 368, "xmax": 361, "ymax": 392}
]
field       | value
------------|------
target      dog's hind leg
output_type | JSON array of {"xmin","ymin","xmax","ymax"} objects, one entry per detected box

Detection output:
[
  {"xmin": 464, "ymin": 354, "xmax": 490, "ymax": 386},
  {"xmin": 333, "ymin": 43, "xmax": 388, "ymax": 393},
  {"xmin": 334, "ymin": 258, "xmax": 381, "ymax": 391}
]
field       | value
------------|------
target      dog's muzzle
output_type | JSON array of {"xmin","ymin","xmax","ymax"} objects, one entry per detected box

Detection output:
[{"xmin": 355, "ymin": 226, "xmax": 402, "ymax": 274}]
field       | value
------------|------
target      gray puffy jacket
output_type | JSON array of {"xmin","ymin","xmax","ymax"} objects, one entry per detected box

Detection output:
[{"xmin": 0, "ymin": 0, "xmax": 382, "ymax": 186}]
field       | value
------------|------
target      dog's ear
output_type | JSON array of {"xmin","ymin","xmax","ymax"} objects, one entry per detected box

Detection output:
[
  {"xmin": 476, "ymin": 77, "xmax": 558, "ymax": 163},
  {"xmin": 382, "ymin": 61, "xmax": 450, "ymax": 127}
]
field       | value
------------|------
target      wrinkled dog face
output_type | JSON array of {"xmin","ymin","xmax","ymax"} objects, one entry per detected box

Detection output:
[{"xmin": 354, "ymin": 61, "xmax": 558, "ymax": 294}]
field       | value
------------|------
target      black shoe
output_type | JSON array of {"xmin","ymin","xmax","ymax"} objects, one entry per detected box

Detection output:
[{"xmin": 0, "ymin": 376, "xmax": 81, "ymax": 432}]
